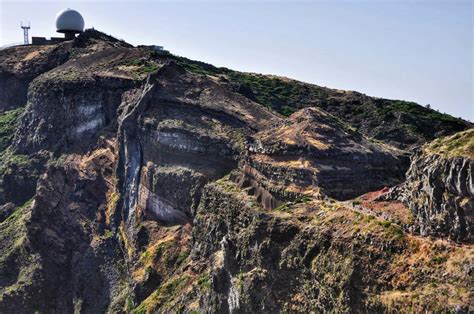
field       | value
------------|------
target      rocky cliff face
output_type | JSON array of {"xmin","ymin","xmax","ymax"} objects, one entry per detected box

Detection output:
[
  {"xmin": 0, "ymin": 43, "xmax": 70, "ymax": 112},
  {"xmin": 385, "ymin": 129, "xmax": 473, "ymax": 242},
  {"xmin": 0, "ymin": 30, "xmax": 472, "ymax": 313}
]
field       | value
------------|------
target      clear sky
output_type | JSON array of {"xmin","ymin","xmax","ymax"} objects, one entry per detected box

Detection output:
[{"xmin": 1, "ymin": 0, "xmax": 472, "ymax": 121}]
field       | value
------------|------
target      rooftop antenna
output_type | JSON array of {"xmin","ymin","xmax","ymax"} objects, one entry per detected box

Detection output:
[{"xmin": 21, "ymin": 22, "xmax": 31, "ymax": 45}]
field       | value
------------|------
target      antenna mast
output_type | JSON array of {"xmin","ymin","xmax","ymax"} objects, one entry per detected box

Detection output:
[{"xmin": 21, "ymin": 22, "xmax": 31, "ymax": 45}]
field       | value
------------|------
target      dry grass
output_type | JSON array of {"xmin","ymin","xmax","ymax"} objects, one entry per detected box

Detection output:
[
  {"xmin": 424, "ymin": 128, "xmax": 474, "ymax": 159},
  {"xmin": 381, "ymin": 235, "xmax": 473, "ymax": 311},
  {"xmin": 252, "ymin": 154, "xmax": 315, "ymax": 170},
  {"xmin": 291, "ymin": 201, "xmax": 472, "ymax": 311},
  {"xmin": 356, "ymin": 189, "xmax": 415, "ymax": 225},
  {"xmin": 258, "ymin": 123, "xmax": 330, "ymax": 150}
]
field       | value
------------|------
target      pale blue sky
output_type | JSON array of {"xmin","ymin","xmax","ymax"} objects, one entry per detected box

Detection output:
[{"xmin": 1, "ymin": 0, "xmax": 472, "ymax": 120}]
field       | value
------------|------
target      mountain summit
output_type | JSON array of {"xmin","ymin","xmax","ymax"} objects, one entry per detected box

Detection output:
[{"xmin": 0, "ymin": 30, "xmax": 472, "ymax": 312}]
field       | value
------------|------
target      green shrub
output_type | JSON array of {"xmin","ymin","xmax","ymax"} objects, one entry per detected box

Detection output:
[
  {"xmin": 274, "ymin": 202, "xmax": 291, "ymax": 212},
  {"xmin": 377, "ymin": 220, "xmax": 392, "ymax": 228},
  {"xmin": 0, "ymin": 148, "xmax": 30, "ymax": 175},
  {"xmin": 0, "ymin": 107, "xmax": 24, "ymax": 152},
  {"xmin": 125, "ymin": 295, "xmax": 135, "ymax": 311},
  {"xmin": 176, "ymin": 251, "xmax": 189, "ymax": 265},
  {"xmin": 143, "ymin": 64, "xmax": 159, "ymax": 73},
  {"xmin": 294, "ymin": 195, "xmax": 312, "ymax": 204},
  {"xmin": 281, "ymin": 106, "xmax": 297, "ymax": 117},
  {"xmin": 125, "ymin": 58, "xmax": 160, "ymax": 74},
  {"xmin": 431, "ymin": 255, "xmax": 448, "ymax": 264},
  {"xmin": 103, "ymin": 229, "xmax": 113, "ymax": 239},
  {"xmin": 197, "ymin": 273, "xmax": 211, "ymax": 290}
]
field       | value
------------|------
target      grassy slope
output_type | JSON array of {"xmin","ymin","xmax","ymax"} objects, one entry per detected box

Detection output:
[
  {"xmin": 0, "ymin": 107, "xmax": 30, "ymax": 181},
  {"xmin": 0, "ymin": 200, "xmax": 41, "ymax": 303},
  {"xmin": 424, "ymin": 128, "xmax": 474, "ymax": 159},
  {"xmin": 0, "ymin": 107, "xmax": 24, "ymax": 152}
]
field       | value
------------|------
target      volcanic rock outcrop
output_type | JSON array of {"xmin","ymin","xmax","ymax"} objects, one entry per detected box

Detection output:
[
  {"xmin": 0, "ymin": 30, "xmax": 472, "ymax": 313},
  {"xmin": 385, "ymin": 129, "xmax": 473, "ymax": 242},
  {"xmin": 0, "ymin": 44, "xmax": 69, "ymax": 112}
]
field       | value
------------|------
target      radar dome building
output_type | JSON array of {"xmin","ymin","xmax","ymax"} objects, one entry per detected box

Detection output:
[
  {"xmin": 56, "ymin": 9, "xmax": 85, "ymax": 39},
  {"xmin": 31, "ymin": 8, "xmax": 85, "ymax": 45}
]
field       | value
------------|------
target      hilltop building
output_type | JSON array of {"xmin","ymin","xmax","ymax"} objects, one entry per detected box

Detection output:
[
  {"xmin": 137, "ymin": 45, "xmax": 170, "ymax": 55},
  {"xmin": 32, "ymin": 9, "xmax": 84, "ymax": 45},
  {"xmin": 26, "ymin": 9, "xmax": 169, "ymax": 53}
]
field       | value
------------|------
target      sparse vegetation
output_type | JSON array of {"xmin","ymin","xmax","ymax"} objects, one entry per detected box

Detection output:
[
  {"xmin": 0, "ymin": 148, "xmax": 30, "ymax": 175},
  {"xmin": 215, "ymin": 174, "xmax": 242, "ymax": 193},
  {"xmin": 175, "ymin": 251, "xmax": 189, "ymax": 266},
  {"xmin": 424, "ymin": 129, "xmax": 474, "ymax": 159},
  {"xmin": 103, "ymin": 229, "xmax": 113, "ymax": 239},
  {"xmin": 125, "ymin": 295, "xmax": 135, "ymax": 311},
  {"xmin": 430, "ymin": 255, "xmax": 448, "ymax": 264},
  {"xmin": 273, "ymin": 196, "xmax": 312, "ymax": 212},
  {"xmin": 167, "ymin": 55, "xmax": 329, "ymax": 115},
  {"xmin": 377, "ymin": 220, "xmax": 392, "ymax": 228},
  {"xmin": 0, "ymin": 34, "xmax": 471, "ymax": 313},
  {"xmin": 142, "ymin": 63, "xmax": 159, "ymax": 73},
  {"xmin": 166, "ymin": 55, "xmax": 469, "ymax": 147},
  {"xmin": 132, "ymin": 275, "xmax": 190, "ymax": 313},
  {"xmin": 197, "ymin": 273, "xmax": 211, "ymax": 290},
  {"xmin": 295, "ymin": 195, "xmax": 313, "ymax": 204},
  {"xmin": 0, "ymin": 107, "xmax": 24, "ymax": 152},
  {"xmin": 388, "ymin": 100, "xmax": 461, "ymax": 125},
  {"xmin": 0, "ymin": 198, "xmax": 38, "ymax": 300},
  {"xmin": 236, "ymin": 271, "xmax": 245, "ymax": 292},
  {"xmin": 106, "ymin": 191, "xmax": 120, "ymax": 219},
  {"xmin": 274, "ymin": 202, "xmax": 291, "ymax": 212},
  {"xmin": 124, "ymin": 58, "xmax": 160, "ymax": 75}
]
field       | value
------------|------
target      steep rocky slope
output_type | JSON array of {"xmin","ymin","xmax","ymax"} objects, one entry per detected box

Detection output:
[
  {"xmin": 0, "ymin": 43, "xmax": 69, "ymax": 113},
  {"xmin": 384, "ymin": 129, "xmax": 473, "ymax": 242},
  {"xmin": 248, "ymin": 107, "xmax": 405, "ymax": 201},
  {"xmin": 171, "ymin": 57, "xmax": 472, "ymax": 149},
  {"xmin": 0, "ymin": 30, "xmax": 472, "ymax": 313},
  {"xmin": 0, "ymin": 30, "xmax": 131, "ymax": 114}
]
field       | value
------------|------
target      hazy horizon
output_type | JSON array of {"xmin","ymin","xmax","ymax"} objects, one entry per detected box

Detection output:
[{"xmin": 1, "ymin": 0, "xmax": 472, "ymax": 121}]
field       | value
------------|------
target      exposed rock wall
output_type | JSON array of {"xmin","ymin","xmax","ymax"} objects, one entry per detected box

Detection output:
[
  {"xmin": 0, "ymin": 140, "xmax": 128, "ymax": 313},
  {"xmin": 191, "ymin": 184, "xmax": 370, "ymax": 312},
  {"xmin": 0, "ymin": 72, "xmax": 29, "ymax": 112},
  {"xmin": 13, "ymin": 76, "xmax": 138, "ymax": 154},
  {"xmin": 247, "ymin": 107, "xmax": 407, "ymax": 201},
  {"xmin": 186, "ymin": 182, "xmax": 472, "ymax": 313},
  {"xmin": 138, "ymin": 165, "xmax": 206, "ymax": 223},
  {"xmin": 0, "ymin": 44, "xmax": 70, "ymax": 112},
  {"xmin": 387, "ymin": 150, "xmax": 473, "ymax": 242}
]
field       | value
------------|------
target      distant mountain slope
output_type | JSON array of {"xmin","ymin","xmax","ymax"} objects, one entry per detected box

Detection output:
[{"xmin": 168, "ymin": 56, "xmax": 472, "ymax": 149}]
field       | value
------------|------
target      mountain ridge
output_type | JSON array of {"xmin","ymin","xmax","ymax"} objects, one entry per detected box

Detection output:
[{"xmin": 0, "ymin": 29, "xmax": 472, "ymax": 313}]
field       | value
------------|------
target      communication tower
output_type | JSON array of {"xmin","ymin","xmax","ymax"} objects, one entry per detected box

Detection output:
[{"xmin": 21, "ymin": 22, "xmax": 30, "ymax": 45}]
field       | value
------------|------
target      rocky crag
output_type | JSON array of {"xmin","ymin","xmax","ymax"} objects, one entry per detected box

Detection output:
[
  {"xmin": 0, "ymin": 30, "xmax": 472, "ymax": 313},
  {"xmin": 384, "ymin": 129, "xmax": 473, "ymax": 242}
]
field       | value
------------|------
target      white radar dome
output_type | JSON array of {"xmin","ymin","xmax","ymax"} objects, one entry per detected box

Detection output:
[{"xmin": 55, "ymin": 8, "xmax": 85, "ymax": 33}]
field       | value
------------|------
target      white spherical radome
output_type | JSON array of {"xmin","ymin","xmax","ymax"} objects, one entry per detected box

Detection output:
[{"xmin": 55, "ymin": 8, "xmax": 85, "ymax": 33}]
